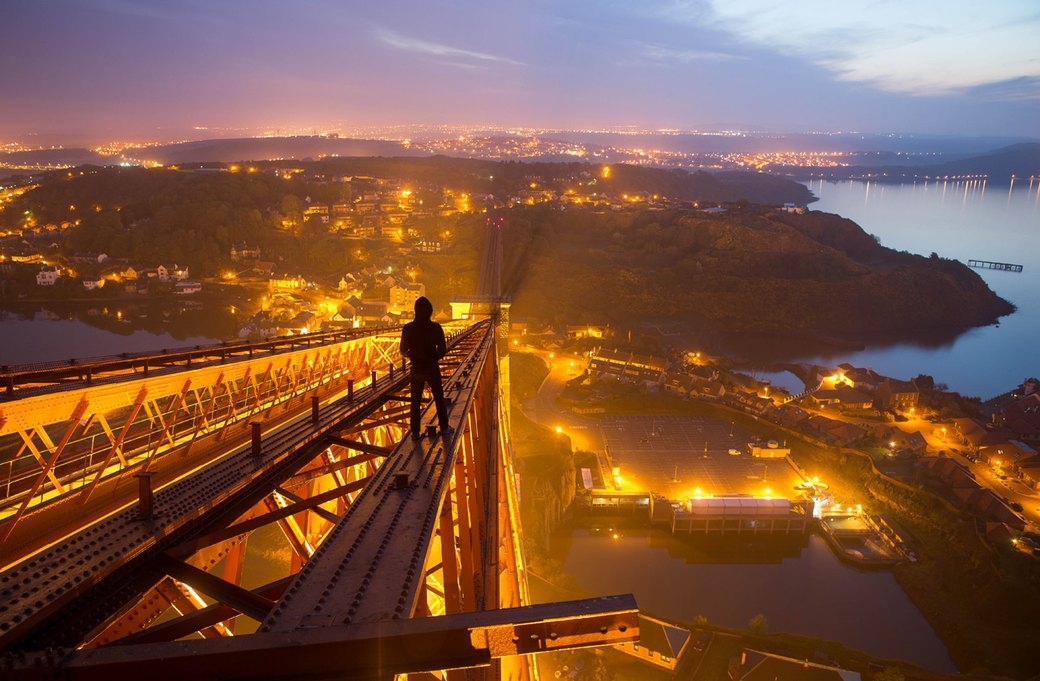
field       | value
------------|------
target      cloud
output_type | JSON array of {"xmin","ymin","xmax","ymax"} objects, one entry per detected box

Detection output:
[
  {"xmin": 700, "ymin": 0, "xmax": 1040, "ymax": 95},
  {"xmin": 641, "ymin": 43, "xmax": 743, "ymax": 63},
  {"xmin": 375, "ymin": 28, "xmax": 524, "ymax": 68},
  {"xmin": 968, "ymin": 76, "xmax": 1040, "ymax": 103}
]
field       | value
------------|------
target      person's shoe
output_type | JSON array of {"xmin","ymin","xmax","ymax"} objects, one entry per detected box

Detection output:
[
  {"xmin": 410, "ymin": 431, "xmax": 421, "ymax": 441},
  {"xmin": 440, "ymin": 425, "xmax": 455, "ymax": 438}
]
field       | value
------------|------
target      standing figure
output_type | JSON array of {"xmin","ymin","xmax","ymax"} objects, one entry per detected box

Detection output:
[{"xmin": 399, "ymin": 296, "xmax": 453, "ymax": 439}]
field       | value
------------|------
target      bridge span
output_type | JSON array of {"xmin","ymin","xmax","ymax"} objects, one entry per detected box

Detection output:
[{"xmin": 0, "ymin": 319, "xmax": 637, "ymax": 680}]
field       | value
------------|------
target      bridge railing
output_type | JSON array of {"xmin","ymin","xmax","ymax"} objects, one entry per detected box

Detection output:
[
  {"xmin": 0, "ymin": 323, "xmax": 479, "ymax": 539},
  {"xmin": 0, "ymin": 325, "xmax": 402, "ymax": 398},
  {"xmin": 0, "ymin": 326, "xmax": 427, "ymax": 531}
]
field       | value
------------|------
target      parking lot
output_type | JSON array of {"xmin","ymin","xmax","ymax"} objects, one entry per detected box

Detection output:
[{"xmin": 596, "ymin": 415, "xmax": 805, "ymax": 503}]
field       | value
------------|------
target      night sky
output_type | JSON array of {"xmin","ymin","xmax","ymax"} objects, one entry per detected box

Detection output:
[{"xmin": 2, "ymin": 0, "xmax": 1038, "ymax": 143}]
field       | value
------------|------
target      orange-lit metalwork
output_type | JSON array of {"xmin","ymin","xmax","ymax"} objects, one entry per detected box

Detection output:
[{"xmin": 0, "ymin": 318, "xmax": 638, "ymax": 680}]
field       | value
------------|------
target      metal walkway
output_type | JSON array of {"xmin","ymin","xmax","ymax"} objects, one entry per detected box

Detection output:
[{"xmin": 0, "ymin": 320, "xmax": 637, "ymax": 680}]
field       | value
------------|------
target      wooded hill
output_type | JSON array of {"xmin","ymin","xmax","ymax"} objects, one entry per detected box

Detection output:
[
  {"xmin": 499, "ymin": 204, "xmax": 1015, "ymax": 340},
  {"xmin": 2, "ymin": 159, "xmax": 812, "ymax": 279},
  {"xmin": 2, "ymin": 160, "xmax": 1012, "ymax": 345}
]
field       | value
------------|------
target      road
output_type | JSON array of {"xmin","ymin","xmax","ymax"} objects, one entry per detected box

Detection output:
[
  {"xmin": 514, "ymin": 347, "xmax": 605, "ymax": 458},
  {"xmin": 848, "ymin": 411, "xmax": 1040, "ymax": 532}
]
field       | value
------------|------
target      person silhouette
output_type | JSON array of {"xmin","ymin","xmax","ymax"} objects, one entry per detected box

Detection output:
[{"xmin": 399, "ymin": 296, "xmax": 453, "ymax": 439}]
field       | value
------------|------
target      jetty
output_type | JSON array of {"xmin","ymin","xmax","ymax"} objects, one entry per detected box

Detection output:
[{"xmin": 967, "ymin": 259, "xmax": 1023, "ymax": 272}]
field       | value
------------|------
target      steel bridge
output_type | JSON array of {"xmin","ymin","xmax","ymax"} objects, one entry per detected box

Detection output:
[{"xmin": 0, "ymin": 319, "xmax": 637, "ymax": 680}]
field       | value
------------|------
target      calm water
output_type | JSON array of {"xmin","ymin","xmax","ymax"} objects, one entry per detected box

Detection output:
[
  {"xmin": 0, "ymin": 302, "xmax": 228, "ymax": 367},
  {"xmin": 800, "ymin": 179, "xmax": 1040, "ymax": 399},
  {"xmin": 556, "ymin": 526, "xmax": 956, "ymax": 672}
]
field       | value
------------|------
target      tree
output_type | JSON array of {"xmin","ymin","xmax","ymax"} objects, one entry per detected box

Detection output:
[
  {"xmin": 748, "ymin": 613, "xmax": 768, "ymax": 635},
  {"xmin": 872, "ymin": 666, "xmax": 905, "ymax": 681}
]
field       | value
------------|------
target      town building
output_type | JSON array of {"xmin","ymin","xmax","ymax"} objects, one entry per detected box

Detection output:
[
  {"xmin": 35, "ymin": 267, "xmax": 60, "ymax": 286},
  {"xmin": 230, "ymin": 243, "xmax": 261, "ymax": 261},
  {"xmin": 613, "ymin": 614, "xmax": 692, "ymax": 673},
  {"xmin": 589, "ymin": 349, "xmax": 668, "ymax": 389},
  {"xmin": 389, "ymin": 281, "xmax": 426, "ymax": 315}
]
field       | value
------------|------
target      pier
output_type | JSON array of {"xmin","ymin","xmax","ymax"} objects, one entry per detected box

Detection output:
[{"xmin": 967, "ymin": 259, "xmax": 1023, "ymax": 272}]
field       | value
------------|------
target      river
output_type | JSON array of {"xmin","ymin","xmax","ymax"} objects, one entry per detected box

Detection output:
[
  {"xmin": 0, "ymin": 299, "xmax": 233, "ymax": 367},
  {"xmin": 554, "ymin": 524, "xmax": 956, "ymax": 673},
  {"xmin": 795, "ymin": 179, "xmax": 1040, "ymax": 400}
]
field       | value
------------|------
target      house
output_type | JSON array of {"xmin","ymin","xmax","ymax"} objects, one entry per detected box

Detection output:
[
  {"xmin": 729, "ymin": 648, "xmax": 860, "ymax": 680},
  {"xmin": 1017, "ymin": 456, "xmax": 1040, "ymax": 489},
  {"xmin": 174, "ymin": 280, "xmax": 202, "ymax": 295},
  {"xmin": 993, "ymin": 391, "xmax": 1040, "ymax": 442},
  {"xmin": 566, "ymin": 324, "xmax": 608, "ymax": 340},
  {"xmin": 269, "ymin": 273, "xmax": 306, "ymax": 291},
  {"xmin": 389, "ymin": 281, "xmax": 426, "ymax": 314},
  {"xmin": 806, "ymin": 415, "xmax": 867, "ymax": 445},
  {"xmin": 120, "ymin": 264, "xmax": 145, "ymax": 280},
  {"xmin": 338, "ymin": 273, "xmax": 361, "ymax": 292},
  {"xmin": 887, "ymin": 428, "xmax": 928, "ymax": 454},
  {"xmin": 589, "ymin": 349, "xmax": 667, "ymax": 388},
  {"xmin": 253, "ymin": 260, "xmax": 275, "ymax": 276},
  {"xmin": 978, "ymin": 440, "xmax": 1037, "ymax": 475},
  {"xmin": 774, "ymin": 404, "xmax": 811, "ymax": 429},
  {"xmin": 35, "ymin": 267, "xmax": 60, "ymax": 286},
  {"xmin": 82, "ymin": 276, "xmax": 105, "ymax": 291},
  {"xmin": 952, "ymin": 418, "xmax": 1014, "ymax": 452},
  {"xmin": 919, "ymin": 455, "xmax": 977, "ymax": 489},
  {"xmin": 666, "ymin": 373, "xmax": 725, "ymax": 400},
  {"xmin": 338, "ymin": 296, "xmax": 391, "ymax": 327},
  {"xmin": 230, "ymin": 242, "xmax": 261, "ymax": 261},
  {"xmin": 726, "ymin": 389, "xmax": 773, "ymax": 415},
  {"xmin": 157, "ymin": 264, "xmax": 189, "ymax": 282},
  {"xmin": 871, "ymin": 377, "xmax": 920, "ymax": 411},
  {"xmin": 835, "ymin": 364, "xmax": 882, "ymax": 392},
  {"xmin": 808, "ymin": 386, "xmax": 873, "ymax": 411},
  {"xmin": 665, "ymin": 375, "xmax": 700, "ymax": 398},
  {"xmin": 949, "ymin": 487, "xmax": 1026, "ymax": 531},
  {"xmin": 613, "ymin": 614, "xmax": 692, "ymax": 672}
]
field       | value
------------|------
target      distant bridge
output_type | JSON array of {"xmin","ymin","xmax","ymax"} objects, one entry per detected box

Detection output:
[{"xmin": 967, "ymin": 259, "xmax": 1023, "ymax": 272}]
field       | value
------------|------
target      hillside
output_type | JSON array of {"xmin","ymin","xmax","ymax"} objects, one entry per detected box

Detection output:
[
  {"xmin": 2, "ymin": 161, "xmax": 1009, "ymax": 346},
  {"xmin": 780, "ymin": 142, "xmax": 1040, "ymax": 184},
  {"xmin": 501, "ymin": 205, "xmax": 1015, "ymax": 340}
]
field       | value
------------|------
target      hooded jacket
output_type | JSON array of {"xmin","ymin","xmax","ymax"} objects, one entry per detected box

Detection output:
[{"xmin": 400, "ymin": 296, "xmax": 446, "ymax": 371}]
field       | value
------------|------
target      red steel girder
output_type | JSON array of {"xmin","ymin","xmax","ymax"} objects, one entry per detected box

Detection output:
[{"xmin": 0, "ymin": 596, "xmax": 639, "ymax": 681}]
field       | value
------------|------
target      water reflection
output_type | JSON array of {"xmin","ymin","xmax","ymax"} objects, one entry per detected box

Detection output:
[
  {"xmin": 553, "ymin": 520, "xmax": 956, "ymax": 673},
  {"xmin": 0, "ymin": 300, "xmax": 236, "ymax": 365},
  {"xmin": 742, "ymin": 181, "xmax": 1040, "ymax": 398}
]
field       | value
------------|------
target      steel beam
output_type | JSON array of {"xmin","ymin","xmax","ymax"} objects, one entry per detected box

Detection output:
[{"xmin": 0, "ymin": 596, "xmax": 639, "ymax": 681}]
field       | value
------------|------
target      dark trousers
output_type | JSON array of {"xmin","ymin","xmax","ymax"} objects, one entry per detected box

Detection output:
[{"xmin": 409, "ymin": 364, "xmax": 448, "ymax": 434}]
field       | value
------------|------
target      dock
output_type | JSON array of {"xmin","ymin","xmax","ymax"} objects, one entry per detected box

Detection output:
[{"xmin": 967, "ymin": 259, "xmax": 1023, "ymax": 272}]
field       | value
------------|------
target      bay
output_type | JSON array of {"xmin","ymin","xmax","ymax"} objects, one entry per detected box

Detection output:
[{"xmin": 796, "ymin": 179, "xmax": 1040, "ymax": 400}]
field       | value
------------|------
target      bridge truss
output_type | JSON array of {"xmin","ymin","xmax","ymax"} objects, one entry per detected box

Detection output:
[{"xmin": 0, "ymin": 321, "xmax": 637, "ymax": 680}]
